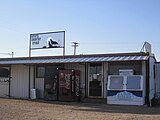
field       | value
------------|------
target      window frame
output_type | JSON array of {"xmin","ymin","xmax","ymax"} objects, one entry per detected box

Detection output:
[{"xmin": 36, "ymin": 65, "xmax": 45, "ymax": 78}]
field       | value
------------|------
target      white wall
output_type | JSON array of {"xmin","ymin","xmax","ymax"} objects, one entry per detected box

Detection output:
[
  {"xmin": 149, "ymin": 57, "xmax": 156, "ymax": 100},
  {"xmin": 10, "ymin": 65, "xmax": 34, "ymax": 99},
  {"xmin": 30, "ymin": 65, "xmax": 34, "ymax": 90},
  {"xmin": 35, "ymin": 78, "xmax": 44, "ymax": 98},
  {"xmin": 142, "ymin": 61, "xmax": 146, "ymax": 104}
]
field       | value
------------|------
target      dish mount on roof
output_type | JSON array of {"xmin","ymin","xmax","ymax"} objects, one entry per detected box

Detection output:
[{"xmin": 140, "ymin": 41, "xmax": 152, "ymax": 55}]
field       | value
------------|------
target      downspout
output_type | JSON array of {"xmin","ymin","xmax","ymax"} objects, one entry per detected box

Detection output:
[
  {"xmin": 146, "ymin": 58, "xmax": 150, "ymax": 106},
  {"xmin": 43, "ymin": 65, "xmax": 46, "ymax": 99},
  {"xmin": 28, "ymin": 34, "xmax": 31, "ymax": 99},
  {"xmin": 102, "ymin": 62, "xmax": 104, "ymax": 98},
  {"xmin": 153, "ymin": 64, "xmax": 156, "ymax": 98},
  {"xmin": 9, "ymin": 65, "xmax": 11, "ymax": 97},
  {"xmin": 28, "ymin": 64, "xmax": 31, "ymax": 99},
  {"xmin": 85, "ymin": 63, "xmax": 87, "ymax": 97},
  {"xmin": 33, "ymin": 64, "xmax": 36, "ymax": 88}
]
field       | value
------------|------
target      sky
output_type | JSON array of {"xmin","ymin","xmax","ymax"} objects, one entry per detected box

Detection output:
[{"xmin": 0, "ymin": 0, "xmax": 160, "ymax": 60}]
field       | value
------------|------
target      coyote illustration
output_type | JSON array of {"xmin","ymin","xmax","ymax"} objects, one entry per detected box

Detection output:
[{"xmin": 48, "ymin": 39, "xmax": 58, "ymax": 48}]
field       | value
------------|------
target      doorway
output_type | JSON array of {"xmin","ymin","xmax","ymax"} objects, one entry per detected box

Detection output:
[
  {"xmin": 44, "ymin": 65, "xmax": 62, "ymax": 100},
  {"xmin": 88, "ymin": 63, "xmax": 103, "ymax": 97}
]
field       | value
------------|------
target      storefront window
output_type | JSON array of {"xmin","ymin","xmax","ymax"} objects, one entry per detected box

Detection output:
[
  {"xmin": 90, "ymin": 63, "xmax": 102, "ymax": 74},
  {"xmin": 36, "ymin": 66, "xmax": 45, "ymax": 78},
  {"xmin": 0, "ymin": 68, "xmax": 9, "ymax": 77}
]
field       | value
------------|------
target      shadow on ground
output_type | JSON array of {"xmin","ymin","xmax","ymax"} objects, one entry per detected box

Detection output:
[
  {"xmin": 1, "ymin": 98, "xmax": 160, "ymax": 115},
  {"xmin": 27, "ymin": 99, "xmax": 160, "ymax": 115}
]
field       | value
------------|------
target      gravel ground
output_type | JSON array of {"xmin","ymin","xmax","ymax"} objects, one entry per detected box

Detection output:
[{"xmin": 0, "ymin": 98, "xmax": 160, "ymax": 120}]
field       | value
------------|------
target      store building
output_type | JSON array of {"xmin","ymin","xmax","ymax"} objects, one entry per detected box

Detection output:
[{"xmin": 0, "ymin": 52, "xmax": 157, "ymax": 106}]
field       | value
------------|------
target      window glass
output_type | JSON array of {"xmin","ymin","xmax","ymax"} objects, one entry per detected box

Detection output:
[
  {"xmin": 109, "ymin": 76, "xmax": 123, "ymax": 89},
  {"xmin": 90, "ymin": 63, "xmax": 102, "ymax": 74},
  {"xmin": 89, "ymin": 63, "xmax": 102, "ymax": 96},
  {"xmin": 0, "ymin": 68, "xmax": 9, "ymax": 77},
  {"xmin": 36, "ymin": 66, "xmax": 45, "ymax": 78},
  {"xmin": 127, "ymin": 76, "xmax": 141, "ymax": 90},
  {"xmin": 97, "ymin": 66, "xmax": 102, "ymax": 74},
  {"xmin": 90, "ymin": 66, "xmax": 96, "ymax": 74}
]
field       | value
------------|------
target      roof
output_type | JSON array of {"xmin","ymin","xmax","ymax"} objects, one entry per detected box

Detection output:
[{"xmin": 0, "ymin": 52, "xmax": 149, "ymax": 65}]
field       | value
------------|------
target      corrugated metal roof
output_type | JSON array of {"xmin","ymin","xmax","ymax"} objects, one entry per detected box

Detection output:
[{"xmin": 0, "ymin": 55, "xmax": 149, "ymax": 65}]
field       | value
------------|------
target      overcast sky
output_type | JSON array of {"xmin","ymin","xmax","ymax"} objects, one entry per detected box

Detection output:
[{"xmin": 0, "ymin": 0, "xmax": 160, "ymax": 60}]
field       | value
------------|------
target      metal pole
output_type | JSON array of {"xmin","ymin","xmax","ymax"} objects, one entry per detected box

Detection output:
[
  {"xmin": 9, "ymin": 65, "xmax": 11, "ymax": 97},
  {"xmin": 29, "ymin": 34, "xmax": 31, "ymax": 58},
  {"xmin": 72, "ymin": 42, "xmax": 79, "ymax": 55},
  {"xmin": 11, "ymin": 52, "xmax": 14, "ymax": 58},
  {"xmin": 63, "ymin": 31, "xmax": 65, "ymax": 58},
  {"xmin": 28, "ymin": 64, "xmax": 31, "ymax": 99},
  {"xmin": 74, "ymin": 45, "xmax": 76, "ymax": 55},
  {"xmin": 28, "ymin": 34, "xmax": 31, "ymax": 99}
]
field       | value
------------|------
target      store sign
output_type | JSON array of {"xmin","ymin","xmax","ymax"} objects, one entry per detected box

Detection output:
[
  {"xmin": 117, "ymin": 91, "xmax": 132, "ymax": 101},
  {"xmin": 30, "ymin": 31, "xmax": 65, "ymax": 49},
  {"xmin": 108, "ymin": 91, "xmax": 142, "ymax": 101}
]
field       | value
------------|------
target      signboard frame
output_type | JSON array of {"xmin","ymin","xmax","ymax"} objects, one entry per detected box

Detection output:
[{"xmin": 29, "ymin": 31, "xmax": 65, "ymax": 57}]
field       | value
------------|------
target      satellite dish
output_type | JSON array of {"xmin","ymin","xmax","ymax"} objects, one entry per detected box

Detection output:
[{"xmin": 141, "ymin": 41, "xmax": 152, "ymax": 55}]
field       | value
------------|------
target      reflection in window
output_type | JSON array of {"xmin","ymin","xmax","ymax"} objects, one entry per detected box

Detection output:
[
  {"xmin": 0, "ymin": 68, "xmax": 9, "ymax": 77},
  {"xmin": 90, "ymin": 63, "xmax": 102, "ymax": 81},
  {"xmin": 109, "ymin": 76, "xmax": 123, "ymax": 89},
  {"xmin": 90, "ymin": 63, "xmax": 102, "ymax": 74},
  {"xmin": 36, "ymin": 66, "xmax": 45, "ymax": 78},
  {"xmin": 127, "ymin": 76, "xmax": 141, "ymax": 90},
  {"xmin": 89, "ymin": 63, "xmax": 102, "ymax": 96}
]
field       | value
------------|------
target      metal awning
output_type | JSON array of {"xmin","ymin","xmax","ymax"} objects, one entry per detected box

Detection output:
[{"xmin": 0, "ymin": 55, "xmax": 149, "ymax": 65}]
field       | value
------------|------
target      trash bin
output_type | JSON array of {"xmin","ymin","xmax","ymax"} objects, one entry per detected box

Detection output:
[{"xmin": 30, "ymin": 89, "xmax": 36, "ymax": 99}]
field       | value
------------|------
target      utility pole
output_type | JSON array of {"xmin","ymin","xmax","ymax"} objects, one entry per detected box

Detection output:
[{"xmin": 72, "ymin": 42, "xmax": 79, "ymax": 55}]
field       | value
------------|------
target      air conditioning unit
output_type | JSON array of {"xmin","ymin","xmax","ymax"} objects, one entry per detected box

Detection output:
[{"xmin": 119, "ymin": 69, "xmax": 134, "ymax": 75}]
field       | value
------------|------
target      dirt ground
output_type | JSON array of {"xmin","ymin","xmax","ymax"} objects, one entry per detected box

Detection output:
[{"xmin": 0, "ymin": 98, "xmax": 160, "ymax": 120}]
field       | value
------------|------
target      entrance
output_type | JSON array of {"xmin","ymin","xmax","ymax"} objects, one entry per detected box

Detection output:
[
  {"xmin": 88, "ymin": 63, "xmax": 103, "ymax": 97},
  {"xmin": 44, "ymin": 65, "xmax": 62, "ymax": 100}
]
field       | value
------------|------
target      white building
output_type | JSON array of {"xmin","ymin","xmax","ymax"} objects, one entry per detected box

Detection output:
[{"xmin": 0, "ymin": 52, "xmax": 157, "ymax": 106}]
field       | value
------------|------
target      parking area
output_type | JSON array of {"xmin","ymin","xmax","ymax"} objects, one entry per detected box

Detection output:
[{"xmin": 0, "ymin": 98, "xmax": 160, "ymax": 120}]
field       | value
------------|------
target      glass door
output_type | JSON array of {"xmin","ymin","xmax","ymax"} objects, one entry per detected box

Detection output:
[
  {"xmin": 88, "ymin": 63, "xmax": 103, "ymax": 97},
  {"xmin": 44, "ymin": 64, "xmax": 62, "ymax": 100}
]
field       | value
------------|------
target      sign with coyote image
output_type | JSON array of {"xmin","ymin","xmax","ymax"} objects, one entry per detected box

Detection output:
[{"xmin": 30, "ymin": 31, "xmax": 65, "ymax": 49}]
